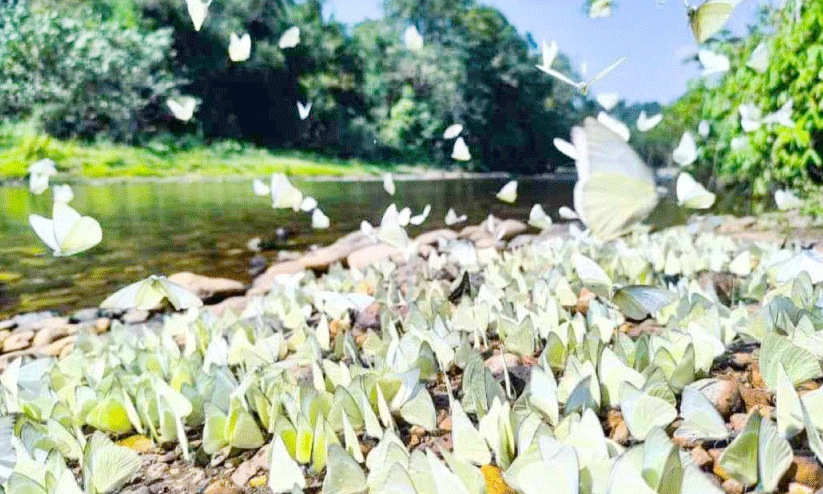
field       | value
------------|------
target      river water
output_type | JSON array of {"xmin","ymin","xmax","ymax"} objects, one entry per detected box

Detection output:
[{"xmin": 0, "ymin": 176, "xmax": 692, "ymax": 318}]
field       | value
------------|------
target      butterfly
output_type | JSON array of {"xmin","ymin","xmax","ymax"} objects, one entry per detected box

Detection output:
[
  {"xmin": 29, "ymin": 203, "xmax": 102, "ymax": 256},
  {"xmin": 496, "ymin": 181, "xmax": 518, "ymax": 203},
  {"xmin": 445, "ymin": 208, "xmax": 467, "ymax": 225},
  {"xmin": 228, "ymin": 32, "xmax": 251, "ymax": 62},
  {"xmin": 636, "ymin": 111, "xmax": 663, "ymax": 132},
  {"xmin": 537, "ymin": 52, "xmax": 627, "ymax": 95},
  {"xmin": 698, "ymin": 49, "xmax": 730, "ymax": 75},
  {"xmin": 535, "ymin": 39, "xmax": 558, "ymax": 72},
  {"xmin": 589, "ymin": 0, "xmax": 615, "ymax": 18},
  {"xmin": 404, "ymin": 25, "xmax": 423, "ymax": 51},
  {"xmin": 570, "ymin": 117, "xmax": 659, "ymax": 240},
  {"xmin": 52, "ymin": 184, "xmax": 74, "ymax": 204},
  {"xmin": 444, "ymin": 124, "xmax": 463, "ymax": 139},
  {"xmin": 297, "ymin": 101, "xmax": 312, "ymax": 120},
  {"xmin": 167, "ymin": 96, "xmax": 197, "ymax": 121},
  {"xmin": 746, "ymin": 42, "xmax": 770, "ymax": 73},
  {"xmin": 687, "ymin": 0, "xmax": 735, "ymax": 43},
  {"xmin": 596, "ymin": 93, "xmax": 620, "ymax": 111},
  {"xmin": 100, "ymin": 274, "xmax": 203, "ymax": 311},
  {"xmin": 185, "ymin": 0, "xmax": 210, "ymax": 31},
  {"xmin": 312, "ymin": 208, "xmax": 330, "ymax": 229},
  {"xmin": 528, "ymin": 204, "xmax": 552, "ymax": 230},
  {"xmin": 382, "ymin": 173, "xmax": 395, "ymax": 195},
  {"xmin": 452, "ymin": 137, "xmax": 471, "ymax": 161},
  {"xmin": 597, "ymin": 112, "xmax": 630, "ymax": 141},
  {"xmin": 278, "ymin": 26, "xmax": 300, "ymax": 49},
  {"xmin": 676, "ymin": 172, "xmax": 716, "ymax": 209},
  {"xmin": 672, "ymin": 131, "xmax": 697, "ymax": 166}
]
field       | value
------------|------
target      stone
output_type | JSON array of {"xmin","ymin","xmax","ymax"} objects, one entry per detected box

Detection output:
[
  {"xmin": 32, "ymin": 320, "xmax": 76, "ymax": 347},
  {"xmin": 494, "ymin": 219, "xmax": 528, "ymax": 240},
  {"xmin": 722, "ymin": 478, "xmax": 744, "ymax": 494},
  {"xmin": 485, "ymin": 353, "xmax": 519, "ymax": 374},
  {"xmin": 11, "ymin": 311, "xmax": 54, "ymax": 330},
  {"xmin": 507, "ymin": 234, "xmax": 536, "ymax": 250},
  {"xmin": 415, "ymin": 229, "xmax": 458, "ymax": 245},
  {"xmin": 475, "ymin": 236, "xmax": 501, "ymax": 249},
  {"xmin": 347, "ymin": 243, "xmax": 401, "ymax": 271},
  {"xmin": 249, "ymin": 260, "xmax": 304, "ymax": 294},
  {"xmin": 204, "ymin": 482, "xmax": 240, "ymax": 494},
  {"xmin": 2, "ymin": 330, "xmax": 34, "ymax": 353},
  {"xmin": 692, "ymin": 446, "xmax": 713, "ymax": 468},
  {"xmin": 71, "ymin": 308, "xmax": 100, "ymax": 323},
  {"xmin": 94, "ymin": 317, "xmax": 111, "ymax": 333},
  {"xmin": 731, "ymin": 352, "xmax": 754, "ymax": 368},
  {"xmin": 791, "ymin": 456, "xmax": 823, "ymax": 491},
  {"xmin": 168, "ymin": 272, "xmax": 245, "ymax": 302},
  {"xmin": 689, "ymin": 378, "xmax": 741, "ymax": 418},
  {"xmin": 122, "ymin": 309, "xmax": 150, "ymax": 324},
  {"xmin": 299, "ymin": 232, "xmax": 376, "ymax": 270},
  {"xmin": 458, "ymin": 225, "xmax": 483, "ymax": 239},
  {"xmin": 0, "ymin": 320, "xmax": 14, "ymax": 331},
  {"xmin": 790, "ymin": 483, "xmax": 815, "ymax": 494},
  {"xmin": 729, "ymin": 413, "xmax": 748, "ymax": 433},
  {"xmin": 41, "ymin": 335, "xmax": 76, "ymax": 357},
  {"xmin": 231, "ymin": 446, "xmax": 268, "ymax": 487},
  {"xmin": 353, "ymin": 302, "xmax": 382, "ymax": 332},
  {"xmin": 205, "ymin": 296, "xmax": 249, "ymax": 318}
]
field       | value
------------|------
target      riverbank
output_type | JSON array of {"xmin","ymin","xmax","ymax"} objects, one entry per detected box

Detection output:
[{"xmin": 3, "ymin": 211, "xmax": 823, "ymax": 493}]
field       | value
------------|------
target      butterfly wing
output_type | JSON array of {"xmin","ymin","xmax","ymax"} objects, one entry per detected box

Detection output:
[
  {"xmin": 28, "ymin": 214, "xmax": 59, "ymax": 253},
  {"xmin": 157, "ymin": 277, "xmax": 203, "ymax": 310},
  {"xmin": 690, "ymin": 1, "xmax": 734, "ymax": 43}
]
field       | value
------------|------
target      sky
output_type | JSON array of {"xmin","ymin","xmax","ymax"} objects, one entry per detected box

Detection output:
[{"xmin": 323, "ymin": 0, "xmax": 773, "ymax": 105}]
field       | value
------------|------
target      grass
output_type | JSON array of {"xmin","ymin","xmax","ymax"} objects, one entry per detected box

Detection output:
[{"xmin": 0, "ymin": 120, "xmax": 411, "ymax": 180}]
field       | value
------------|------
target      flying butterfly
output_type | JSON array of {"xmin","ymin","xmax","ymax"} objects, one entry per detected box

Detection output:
[
  {"xmin": 297, "ymin": 101, "xmax": 312, "ymax": 120},
  {"xmin": 278, "ymin": 26, "xmax": 300, "ymax": 49},
  {"xmin": 687, "ymin": 0, "xmax": 735, "ymax": 44},
  {"xmin": 228, "ymin": 32, "xmax": 251, "ymax": 62},
  {"xmin": 536, "ymin": 45, "xmax": 626, "ymax": 95},
  {"xmin": 29, "ymin": 203, "xmax": 102, "ymax": 256}
]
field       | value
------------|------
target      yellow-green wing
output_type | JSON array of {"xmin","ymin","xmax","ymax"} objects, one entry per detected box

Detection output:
[
  {"xmin": 690, "ymin": 1, "xmax": 734, "ymax": 43},
  {"xmin": 574, "ymin": 172, "xmax": 658, "ymax": 241}
]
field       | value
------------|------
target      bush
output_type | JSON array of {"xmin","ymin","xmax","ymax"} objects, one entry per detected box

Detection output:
[
  {"xmin": 680, "ymin": 2, "xmax": 823, "ymax": 196},
  {"xmin": 0, "ymin": 1, "xmax": 180, "ymax": 142}
]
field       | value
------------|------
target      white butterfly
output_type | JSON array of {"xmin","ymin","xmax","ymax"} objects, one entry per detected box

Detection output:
[
  {"xmin": 698, "ymin": 120, "xmax": 710, "ymax": 138},
  {"xmin": 185, "ymin": 0, "xmax": 210, "ymax": 31},
  {"xmin": 571, "ymin": 117, "xmax": 658, "ymax": 240},
  {"xmin": 167, "ymin": 96, "xmax": 197, "ymax": 121},
  {"xmin": 676, "ymin": 172, "xmax": 715, "ymax": 209},
  {"xmin": 297, "ymin": 101, "xmax": 312, "ymax": 120},
  {"xmin": 763, "ymin": 99, "xmax": 794, "ymax": 127},
  {"xmin": 52, "ymin": 184, "xmax": 74, "ymax": 204},
  {"xmin": 496, "ymin": 180, "xmax": 518, "ymax": 203},
  {"xmin": 278, "ymin": 26, "xmax": 300, "ymax": 49},
  {"xmin": 29, "ymin": 203, "xmax": 102, "ymax": 256},
  {"xmin": 553, "ymin": 137, "xmax": 578, "ymax": 160},
  {"xmin": 252, "ymin": 178, "xmax": 270, "ymax": 196},
  {"xmin": 730, "ymin": 136, "xmax": 749, "ymax": 151},
  {"xmin": 312, "ymin": 208, "xmax": 330, "ymax": 229},
  {"xmin": 636, "ymin": 111, "xmax": 663, "ymax": 132},
  {"xmin": 397, "ymin": 207, "xmax": 412, "ymax": 227},
  {"xmin": 596, "ymin": 93, "xmax": 620, "ymax": 111},
  {"xmin": 775, "ymin": 189, "xmax": 803, "ymax": 210},
  {"xmin": 528, "ymin": 204, "xmax": 552, "ymax": 230},
  {"xmin": 28, "ymin": 158, "xmax": 57, "ymax": 176},
  {"xmin": 672, "ymin": 131, "xmax": 697, "ymax": 167},
  {"xmin": 29, "ymin": 172, "xmax": 50, "ymax": 195},
  {"xmin": 228, "ymin": 32, "xmax": 251, "ymax": 62},
  {"xmin": 558, "ymin": 206, "xmax": 579, "ymax": 220},
  {"xmin": 597, "ymin": 112, "xmax": 630, "ymax": 141},
  {"xmin": 537, "ymin": 52, "xmax": 626, "ymax": 95},
  {"xmin": 382, "ymin": 173, "xmax": 395, "ymax": 195},
  {"xmin": 452, "ymin": 137, "xmax": 471, "ymax": 161},
  {"xmin": 589, "ymin": 0, "xmax": 614, "ymax": 18},
  {"xmin": 746, "ymin": 42, "xmax": 770, "ymax": 73},
  {"xmin": 739, "ymin": 103, "xmax": 763, "ymax": 132},
  {"xmin": 404, "ymin": 25, "xmax": 423, "ymax": 51},
  {"xmin": 698, "ymin": 49, "xmax": 730, "ymax": 75},
  {"xmin": 536, "ymin": 39, "xmax": 558, "ymax": 71},
  {"xmin": 443, "ymin": 124, "xmax": 463, "ymax": 139},
  {"xmin": 410, "ymin": 205, "xmax": 431, "ymax": 226},
  {"xmin": 100, "ymin": 274, "xmax": 202, "ymax": 311},
  {"xmin": 445, "ymin": 208, "xmax": 467, "ymax": 226},
  {"xmin": 299, "ymin": 196, "xmax": 318, "ymax": 212},
  {"xmin": 270, "ymin": 173, "xmax": 303, "ymax": 211},
  {"xmin": 688, "ymin": 0, "xmax": 736, "ymax": 43}
]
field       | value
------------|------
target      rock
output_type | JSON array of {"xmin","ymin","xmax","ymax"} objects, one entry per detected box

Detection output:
[
  {"xmin": 299, "ymin": 232, "xmax": 376, "ymax": 270},
  {"xmin": 790, "ymin": 483, "xmax": 815, "ymax": 494},
  {"xmin": 494, "ymin": 219, "xmax": 527, "ymax": 240},
  {"xmin": 485, "ymin": 353, "xmax": 519, "ymax": 374},
  {"xmin": 11, "ymin": 311, "xmax": 54, "ymax": 331},
  {"xmin": 731, "ymin": 352, "xmax": 754, "ymax": 368},
  {"xmin": 167, "ymin": 272, "xmax": 245, "ymax": 302},
  {"xmin": 722, "ymin": 478, "xmax": 744, "ymax": 494},
  {"xmin": 203, "ymin": 483, "xmax": 240, "ymax": 494},
  {"xmin": 94, "ymin": 317, "xmax": 111, "ymax": 333},
  {"xmin": 607, "ymin": 410, "xmax": 629, "ymax": 445},
  {"xmin": 0, "ymin": 320, "xmax": 13, "ymax": 331},
  {"xmin": 231, "ymin": 446, "xmax": 268, "ymax": 487},
  {"xmin": 353, "ymin": 302, "xmax": 381, "ymax": 333},
  {"xmin": 2, "ymin": 330, "xmax": 34, "ymax": 353},
  {"xmin": 689, "ymin": 378, "xmax": 741, "ymax": 418},
  {"xmin": 790, "ymin": 456, "xmax": 823, "ymax": 491},
  {"xmin": 248, "ymin": 255, "xmax": 267, "ymax": 277},
  {"xmin": 71, "ymin": 308, "xmax": 100, "ymax": 323},
  {"xmin": 475, "ymin": 237, "xmax": 501, "ymax": 249},
  {"xmin": 507, "ymin": 234, "xmax": 536, "ymax": 250},
  {"xmin": 458, "ymin": 225, "xmax": 483, "ymax": 239},
  {"xmin": 347, "ymin": 243, "xmax": 401, "ymax": 271},
  {"xmin": 249, "ymin": 260, "xmax": 304, "ymax": 294},
  {"xmin": 692, "ymin": 446, "xmax": 713, "ymax": 468},
  {"xmin": 42, "ymin": 335, "xmax": 76, "ymax": 357},
  {"xmin": 122, "ymin": 309, "xmax": 150, "ymax": 324},
  {"xmin": 205, "ymin": 296, "xmax": 248, "ymax": 318},
  {"xmin": 32, "ymin": 322, "xmax": 75, "ymax": 347},
  {"xmin": 729, "ymin": 413, "xmax": 748, "ymax": 433},
  {"xmin": 415, "ymin": 229, "xmax": 458, "ymax": 245}
]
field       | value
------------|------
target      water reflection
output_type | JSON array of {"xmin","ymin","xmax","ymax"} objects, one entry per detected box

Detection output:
[{"xmin": 0, "ymin": 176, "xmax": 692, "ymax": 318}]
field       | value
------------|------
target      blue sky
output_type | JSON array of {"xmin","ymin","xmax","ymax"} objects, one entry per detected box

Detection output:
[{"xmin": 324, "ymin": 0, "xmax": 771, "ymax": 104}]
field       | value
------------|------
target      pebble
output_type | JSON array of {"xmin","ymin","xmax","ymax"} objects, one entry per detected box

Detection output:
[
  {"xmin": 791, "ymin": 456, "xmax": 823, "ymax": 490},
  {"xmin": 692, "ymin": 446, "xmax": 713, "ymax": 468},
  {"xmin": 0, "ymin": 320, "xmax": 14, "ymax": 331},
  {"xmin": 167, "ymin": 271, "xmax": 244, "ymax": 302},
  {"xmin": 204, "ymin": 483, "xmax": 240, "ymax": 494},
  {"xmin": 789, "ymin": 483, "xmax": 815, "ymax": 494},
  {"xmin": 71, "ymin": 308, "xmax": 100, "ymax": 323},
  {"xmin": 94, "ymin": 317, "xmax": 111, "ymax": 333},
  {"xmin": 42, "ymin": 335, "xmax": 76, "ymax": 357},
  {"xmin": 122, "ymin": 309, "xmax": 150, "ymax": 324},
  {"xmin": 484, "ymin": 353, "xmax": 519, "ymax": 374},
  {"xmin": 722, "ymin": 478, "xmax": 744, "ymax": 494},
  {"xmin": 731, "ymin": 352, "xmax": 754, "ymax": 368},
  {"xmin": 347, "ymin": 243, "xmax": 401, "ymax": 271},
  {"xmin": 689, "ymin": 378, "xmax": 741, "ymax": 418},
  {"xmin": 729, "ymin": 413, "xmax": 748, "ymax": 432},
  {"xmin": 2, "ymin": 330, "xmax": 34, "ymax": 353}
]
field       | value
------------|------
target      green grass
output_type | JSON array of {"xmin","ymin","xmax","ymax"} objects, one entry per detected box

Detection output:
[{"xmin": 0, "ymin": 121, "xmax": 409, "ymax": 179}]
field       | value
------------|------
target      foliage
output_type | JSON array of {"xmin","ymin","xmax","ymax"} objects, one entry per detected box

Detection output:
[
  {"xmin": 672, "ymin": 2, "xmax": 823, "ymax": 196},
  {"xmin": 0, "ymin": 1, "xmax": 179, "ymax": 142}
]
